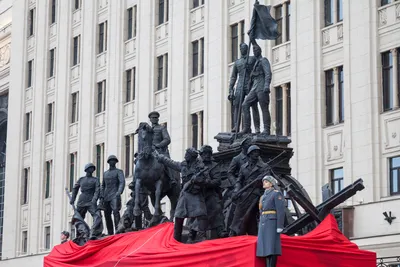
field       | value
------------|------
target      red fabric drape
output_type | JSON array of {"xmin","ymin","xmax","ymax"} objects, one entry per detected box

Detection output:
[{"xmin": 44, "ymin": 214, "xmax": 376, "ymax": 267}]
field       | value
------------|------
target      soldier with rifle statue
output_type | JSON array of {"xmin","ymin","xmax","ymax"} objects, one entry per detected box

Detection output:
[
  {"xmin": 156, "ymin": 147, "xmax": 208, "ymax": 242},
  {"xmin": 228, "ymin": 43, "xmax": 260, "ymax": 133},
  {"xmin": 70, "ymin": 163, "xmax": 103, "ymax": 239}
]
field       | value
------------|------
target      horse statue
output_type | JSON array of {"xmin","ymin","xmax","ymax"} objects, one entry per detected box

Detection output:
[{"xmin": 133, "ymin": 122, "xmax": 181, "ymax": 226}]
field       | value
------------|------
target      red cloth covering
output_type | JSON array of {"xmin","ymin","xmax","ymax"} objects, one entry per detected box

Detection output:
[{"xmin": 44, "ymin": 214, "xmax": 376, "ymax": 267}]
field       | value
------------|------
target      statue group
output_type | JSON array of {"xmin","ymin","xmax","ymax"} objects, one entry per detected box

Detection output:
[{"xmin": 66, "ymin": 3, "xmax": 366, "ymax": 266}]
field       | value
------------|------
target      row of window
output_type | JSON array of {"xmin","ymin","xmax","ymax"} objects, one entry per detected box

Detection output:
[
  {"xmin": 20, "ymin": 226, "xmax": 51, "ymax": 255},
  {"xmin": 329, "ymin": 156, "xmax": 400, "ymax": 196}
]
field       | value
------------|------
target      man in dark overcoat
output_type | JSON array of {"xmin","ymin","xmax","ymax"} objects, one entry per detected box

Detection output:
[
  {"xmin": 256, "ymin": 175, "xmax": 285, "ymax": 267},
  {"xmin": 229, "ymin": 145, "xmax": 268, "ymax": 236},
  {"xmin": 70, "ymin": 163, "xmax": 103, "ymax": 238},
  {"xmin": 156, "ymin": 148, "xmax": 208, "ymax": 242}
]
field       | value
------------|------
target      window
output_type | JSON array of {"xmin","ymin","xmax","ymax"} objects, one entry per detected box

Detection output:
[
  {"xmin": 69, "ymin": 153, "xmax": 76, "ymax": 192},
  {"xmin": 45, "ymin": 161, "xmax": 52, "ymax": 199},
  {"xmin": 275, "ymin": 5, "xmax": 283, "ymax": 45},
  {"xmin": 21, "ymin": 168, "xmax": 29, "ymax": 205},
  {"xmin": 47, "ymin": 102, "xmax": 54, "ymax": 133},
  {"xmin": 337, "ymin": 0, "xmax": 343, "ymax": 22},
  {"xmin": 274, "ymin": 83, "xmax": 291, "ymax": 136},
  {"xmin": 50, "ymin": 0, "xmax": 56, "ymax": 24},
  {"xmin": 27, "ymin": 60, "xmax": 33, "ymax": 88},
  {"xmin": 49, "ymin": 48, "xmax": 55, "ymax": 78},
  {"xmin": 28, "ymin": 8, "xmax": 35, "ymax": 37},
  {"xmin": 22, "ymin": 231, "xmax": 28, "ymax": 254},
  {"xmin": 192, "ymin": 0, "xmax": 205, "ymax": 9},
  {"xmin": 96, "ymin": 80, "xmax": 106, "ymax": 113},
  {"xmin": 324, "ymin": 0, "xmax": 334, "ymax": 26},
  {"xmin": 382, "ymin": 50, "xmax": 394, "ymax": 111},
  {"xmin": 338, "ymin": 66, "xmax": 344, "ymax": 122},
  {"xmin": 71, "ymin": 92, "xmax": 79, "ymax": 123},
  {"xmin": 72, "ymin": 35, "xmax": 80, "ymax": 66},
  {"xmin": 325, "ymin": 69, "xmax": 335, "ymax": 126},
  {"xmin": 157, "ymin": 54, "xmax": 168, "ymax": 91},
  {"xmin": 127, "ymin": 6, "xmax": 137, "ymax": 40},
  {"xmin": 230, "ymin": 21, "xmax": 245, "ymax": 62},
  {"xmin": 98, "ymin": 21, "xmax": 108, "ymax": 54},
  {"xmin": 25, "ymin": 112, "xmax": 32, "ymax": 141},
  {"xmin": 74, "ymin": 0, "xmax": 82, "ymax": 10},
  {"xmin": 192, "ymin": 38, "xmax": 205, "ymax": 77},
  {"xmin": 330, "ymin": 168, "xmax": 344, "ymax": 194},
  {"xmin": 381, "ymin": 0, "xmax": 397, "ymax": 6},
  {"xmin": 158, "ymin": 0, "xmax": 169, "ymax": 25},
  {"xmin": 389, "ymin": 156, "xmax": 400, "ymax": 196},
  {"xmin": 191, "ymin": 111, "xmax": 203, "ymax": 149},
  {"xmin": 125, "ymin": 135, "xmax": 134, "ymax": 177},
  {"xmin": 125, "ymin": 68, "xmax": 136, "ymax": 103},
  {"xmin": 44, "ymin": 226, "xmax": 51, "ymax": 250},
  {"xmin": 275, "ymin": 86, "xmax": 283, "ymax": 135},
  {"xmin": 95, "ymin": 144, "xmax": 104, "ymax": 179}
]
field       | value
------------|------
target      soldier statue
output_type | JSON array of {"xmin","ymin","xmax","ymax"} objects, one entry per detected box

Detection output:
[
  {"xmin": 156, "ymin": 148, "xmax": 208, "ymax": 242},
  {"xmin": 228, "ymin": 43, "xmax": 260, "ymax": 133},
  {"xmin": 230, "ymin": 145, "xmax": 268, "ymax": 236},
  {"xmin": 257, "ymin": 175, "xmax": 285, "ymax": 267},
  {"xmin": 146, "ymin": 111, "xmax": 177, "ymax": 187},
  {"xmin": 187, "ymin": 145, "xmax": 227, "ymax": 243},
  {"xmin": 224, "ymin": 137, "xmax": 253, "ymax": 231},
  {"xmin": 100, "ymin": 155, "xmax": 125, "ymax": 235},
  {"xmin": 70, "ymin": 163, "xmax": 103, "ymax": 238},
  {"xmin": 240, "ymin": 42, "xmax": 272, "ymax": 135}
]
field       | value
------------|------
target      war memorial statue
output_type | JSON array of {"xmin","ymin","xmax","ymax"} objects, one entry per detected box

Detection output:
[
  {"xmin": 63, "ymin": 1, "xmax": 366, "ymax": 256},
  {"xmin": 70, "ymin": 163, "xmax": 103, "ymax": 238},
  {"xmin": 100, "ymin": 155, "xmax": 125, "ymax": 235}
]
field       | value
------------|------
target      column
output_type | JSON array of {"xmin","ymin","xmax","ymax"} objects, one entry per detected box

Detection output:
[
  {"xmin": 106, "ymin": 1, "xmax": 124, "ymax": 157},
  {"xmin": 237, "ymin": 21, "xmax": 243, "ymax": 53},
  {"xmin": 333, "ymin": 67, "xmax": 340, "ymax": 124},
  {"xmin": 282, "ymin": 1, "xmax": 287, "ymax": 43},
  {"xmin": 100, "ymin": 143, "xmax": 105, "ymax": 180},
  {"xmin": 392, "ymin": 49, "xmax": 399, "ymax": 109},
  {"xmin": 163, "ymin": 54, "xmax": 168, "ymax": 88},
  {"xmin": 197, "ymin": 111, "xmax": 203, "ymax": 147},
  {"xmin": 282, "ymin": 83, "xmax": 288, "ymax": 136}
]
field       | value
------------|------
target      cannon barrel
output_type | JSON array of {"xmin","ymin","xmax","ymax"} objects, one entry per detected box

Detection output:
[{"xmin": 283, "ymin": 178, "xmax": 365, "ymax": 235}]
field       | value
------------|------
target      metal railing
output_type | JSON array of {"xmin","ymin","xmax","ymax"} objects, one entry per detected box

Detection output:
[{"xmin": 377, "ymin": 256, "xmax": 400, "ymax": 267}]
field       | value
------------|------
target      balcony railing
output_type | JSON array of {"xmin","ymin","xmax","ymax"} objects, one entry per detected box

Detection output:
[{"xmin": 377, "ymin": 256, "xmax": 400, "ymax": 267}]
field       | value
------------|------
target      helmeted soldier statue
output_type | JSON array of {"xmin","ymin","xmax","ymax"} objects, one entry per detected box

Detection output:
[
  {"xmin": 100, "ymin": 155, "xmax": 125, "ymax": 235},
  {"xmin": 257, "ymin": 175, "xmax": 285, "ymax": 267},
  {"xmin": 147, "ymin": 111, "xmax": 177, "ymax": 187},
  {"xmin": 240, "ymin": 43, "xmax": 272, "ymax": 135},
  {"xmin": 156, "ymin": 148, "xmax": 208, "ymax": 243},
  {"xmin": 224, "ymin": 137, "xmax": 253, "ymax": 231},
  {"xmin": 229, "ymin": 145, "xmax": 269, "ymax": 236},
  {"xmin": 187, "ymin": 145, "xmax": 227, "ymax": 243},
  {"xmin": 70, "ymin": 163, "xmax": 103, "ymax": 238},
  {"xmin": 228, "ymin": 43, "xmax": 261, "ymax": 133}
]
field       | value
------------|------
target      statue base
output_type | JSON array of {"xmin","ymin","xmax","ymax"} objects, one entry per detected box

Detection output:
[{"xmin": 213, "ymin": 132, "xmax": 293, "ymax": 188}]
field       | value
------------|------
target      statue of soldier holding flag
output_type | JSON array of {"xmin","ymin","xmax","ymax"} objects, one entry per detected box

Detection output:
[{"xmin": 234, "ymin": 0, "xmax": 280, "ymax": 136}]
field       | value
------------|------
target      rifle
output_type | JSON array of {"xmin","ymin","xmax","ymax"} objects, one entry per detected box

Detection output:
[
  {"xmin": 223, "ymin": 151, "xmax": 287, "ymax": 209},
  {"xmin": 183, "ymin": 161, "xmax": 222, "ymax": 192}
]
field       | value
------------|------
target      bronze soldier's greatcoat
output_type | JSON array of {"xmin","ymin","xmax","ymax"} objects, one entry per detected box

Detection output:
[
  {"xmin": 230, "ymin": 158, "xmax": 268, "ymax": 235},
  {"xmin": 159, "ymin": 157, "xmax": 207, "ymax": 218},
  {"xmin": 256, "ymin": 188, "xmax": 285, "ymax": 257},
  {"xmin": 101, "ymin": 158, "xmax": 125, "ymax": 235}
]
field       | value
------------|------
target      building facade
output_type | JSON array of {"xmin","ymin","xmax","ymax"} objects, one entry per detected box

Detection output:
[{"xmin": 1, "ymin": 0, "xmax": 400, "ymax": 265}]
